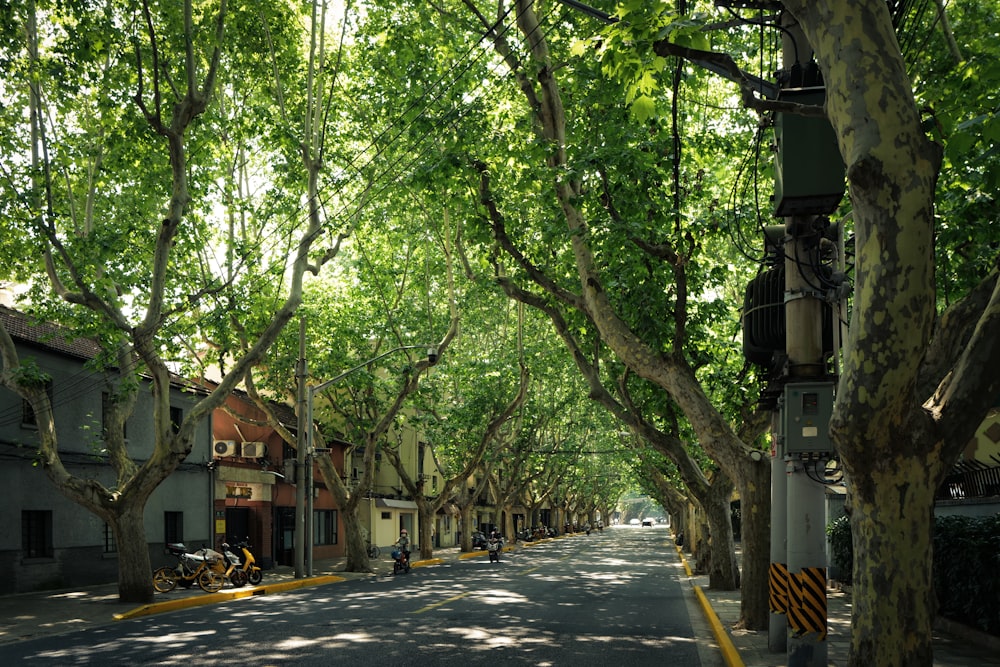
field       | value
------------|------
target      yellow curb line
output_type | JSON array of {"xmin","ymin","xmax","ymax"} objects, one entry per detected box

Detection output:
[
  {"xmin": 114, "ymin": 575, "xmax": 345, "ymax": 621},
  {"xmin": 694, "ymin": 585, "xmax": 745, "ymax": 667},
  {"xmin": 676, "ymin": 544, "xmax": 693, "ymax": 577},
  {"xmin": 117, "ymin": 537, "xmax": 564, "ymax": 621},
  {"xmin": 520, "ymin": 538, "xmax": 552, "ymax": 547},
  {"xmin": 456, "ymin": 543, "xmax": 517, "ymax": 559},
  {"xmin": 676, "ymin": 545, "xmax": 744, "ymax": 667}
]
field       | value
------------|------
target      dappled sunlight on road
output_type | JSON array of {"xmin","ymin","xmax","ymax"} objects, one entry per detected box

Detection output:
[
  {"xmin": 29, "ymin": 628, "xmax": 219, "ymax": 664},
  {"xmin": 11, "ymin": 531, "xmax": 703, "ymax": 666},
  {"xmin": 272, "ymin": 634, "xmax": 322, "ymax": 650},
  {"xmin": 476, "ymin": 588, "xmax": 531, "ymax": 605},
  {"xmin": 132, "ymin": 629, "xmax": 216, "ymax": 644},
  {"xmin": 317, "ymin": 630, "xmax": 379, "ymax": 647}
]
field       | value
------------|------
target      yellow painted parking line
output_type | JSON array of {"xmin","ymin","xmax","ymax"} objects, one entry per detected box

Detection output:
[{"xmin": 414, "ymin": 590, "xmax": 472, "ymax": 614}]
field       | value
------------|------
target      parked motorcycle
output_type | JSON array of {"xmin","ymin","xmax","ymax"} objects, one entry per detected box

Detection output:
[
  {"xmin": 219, "ymin": 542, "xmax": 250, "ymax": 588},
  {"xmin": 391, "ymin": 547, "xmax": 411, "ymax": 575},
  {"xmin": 153, "ymin": 543, "xmax": 234, "ymax": 593},
  {"xmin": 470, "ymin": 531, "xmax": 488, "ymax": 549},
  {"xmin": 229, "ymin": 538, "xmax": 264, "ymax": 585}
]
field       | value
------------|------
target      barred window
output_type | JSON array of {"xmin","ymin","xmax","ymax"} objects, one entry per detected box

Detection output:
[
  {"xmin": 103, "ymin": 523, "xmax": 117, "ymax": 553},
  {"xmin": 314, "ymin": 510, "xmax": 338, "ymax": 546}
]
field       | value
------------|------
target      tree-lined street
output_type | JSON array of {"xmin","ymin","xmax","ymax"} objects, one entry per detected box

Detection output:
[
  {"xmin": 0, "ymin": 528, "xmax": 719, "ymax": 666},
  {"xmin": 2, "ymin": 2, "xmax": 998, "ymax": 665}
]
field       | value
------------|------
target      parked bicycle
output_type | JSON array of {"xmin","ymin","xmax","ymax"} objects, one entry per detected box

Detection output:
[
  {"xmin": 153, "ymin": 543, "xmax": 232, "ymax": 593},
  {"xmin": 367, "ymin": 543, "xmax": 380, "ymax": 559}
]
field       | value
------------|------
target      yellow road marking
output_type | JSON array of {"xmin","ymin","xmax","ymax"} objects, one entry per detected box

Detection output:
[
  {"xmin": 522, "ymin": 553, "xmax": 571, "ymax": 575},
  {"xmin": 416, "ymin": 550, "xmax": 570, "ymax": 611},
  {"xmin": 414, "ymin": 590, "xmax": 472, "ymax": 614}
]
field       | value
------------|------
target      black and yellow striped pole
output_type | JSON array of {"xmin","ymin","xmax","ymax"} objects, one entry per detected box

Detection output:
[{"xmin": 788, "ymin": 567, "xmax": 828, "ymax": 640}]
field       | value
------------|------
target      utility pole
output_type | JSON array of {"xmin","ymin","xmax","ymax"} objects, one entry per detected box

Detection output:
[
  {"xmin": 295, "ymin": 317, "xmax": 308, "ymax": 579},
  {"xmin": 783, "ymin": 237, "xmax": 832, "ymax": 667},
  {"xmin": 774, "ymin": 11, "xmax": 843, "ymax": 666},
  {"xmin": 769, "ymin": 409, "xmax": 788, "ymax": 652}
]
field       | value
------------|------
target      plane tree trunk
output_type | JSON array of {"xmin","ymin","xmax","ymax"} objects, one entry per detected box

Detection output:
[{"xmin": 780, "ymin": 2, "xmax": 1000, "ymax": 664}]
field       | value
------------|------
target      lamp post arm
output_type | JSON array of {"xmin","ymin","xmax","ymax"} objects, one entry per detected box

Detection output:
[
  {"xmin": 298, "ymin": 341, "xmax": 439, "ymax": 578},
  {"xmin": 310, "ymin": 344, "xmax": 437, "ymax": 396},
  {"xmin": 306, "ymin": 344, "xmax": 439, "ymax": 453}
]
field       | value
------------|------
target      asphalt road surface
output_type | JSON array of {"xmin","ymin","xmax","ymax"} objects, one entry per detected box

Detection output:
[{"xmin": 1, "ymin": 525, "xmax": 721, "ymax": 666}]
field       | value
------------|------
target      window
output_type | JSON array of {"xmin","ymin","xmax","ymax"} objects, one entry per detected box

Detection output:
[
  {"xmin": 381, "ymin": 511, "xmax": 391, "ymax": 520},
  {"xmin": 21, "ymin": 381, "xmax": 54, "ymax": 428},
  {"xmin": 103, "ymin": 523, "xmax": 117, "ymax": 553},
  {"xmin": 169, "ymin": 406, "xmax": 183, "ymax": 434},
  {"xmin": 164, "ymin": 511, "xmax": 183, "ymax": 544},
  {"xmin": 314, "ymin": 510, "xmax": 338, "ymax": 546},
  {"xmin": 22, "ymin": 510, "xmax": 53, "ymax": 558}
]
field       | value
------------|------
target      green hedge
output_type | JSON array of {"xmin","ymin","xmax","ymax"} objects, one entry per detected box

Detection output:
[
  {"xmin": 826, "ymin": 514, "xmax": 852, "ymax": 584},
  {"xmin": 933, "ymin": 513, "xmax": 1000, "ymax": 635},
  {"xmin": 826, "ymin": 512, "xmax": 1000, "ymax": 635}
]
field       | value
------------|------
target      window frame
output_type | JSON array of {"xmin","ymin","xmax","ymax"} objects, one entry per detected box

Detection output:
[
  {"xmin": 103, "ymin": 522, "xmax": 118, "ymax": 554},
  {"xmin": 313, "ymin": 509, "xmax": 338, "ymax": 546},
  {"xmin": 164, "ymin": 511, "xmax": 183, "ymax": 545},
  {"xmin": 21, "ymin": 510, "xmax": 54, "ymax": 559}
]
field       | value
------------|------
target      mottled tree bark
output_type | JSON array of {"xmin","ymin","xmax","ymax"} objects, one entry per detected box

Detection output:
[{"xmin": 779, "ymin": 2, "xmax": 1000, "ymax": 664}]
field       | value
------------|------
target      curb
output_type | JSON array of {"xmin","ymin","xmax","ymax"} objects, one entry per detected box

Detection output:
[
  {"xmin": 676, "ymin": 545, "xmax": 744, "ymax": 667},
  {"xmin": 114, "ymin": 575, "xmax": 345, "ymax": 621},
  {"xmin": 114, "ymin": 539, "xmax": 552, "ymax": 622},
  {"xmin": 457, "ymin": 544, "xmax": 517, "ymax": 560},
  {"xmin": 693, "ymin": 584, "xmax": 745, "ymax": 667}
]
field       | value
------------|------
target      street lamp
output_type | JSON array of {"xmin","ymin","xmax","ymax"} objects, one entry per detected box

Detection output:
[{"xmin": 295, "ymin": 343, "xmax": 439, "ymax": 577}]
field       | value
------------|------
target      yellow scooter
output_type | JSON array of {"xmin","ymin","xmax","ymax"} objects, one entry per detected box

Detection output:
[{"xmin": 229, "ymin": 538, "xmax": 264, "ymax": 585}]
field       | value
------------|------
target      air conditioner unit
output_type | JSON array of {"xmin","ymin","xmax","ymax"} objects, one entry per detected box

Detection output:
[
  {"xmin": 213, "ymin": 440, "xmax": 237, "ymax": 457},
  {"xmin": 241, "ymin": 442, "xmax": 266, "ymax": 459}
]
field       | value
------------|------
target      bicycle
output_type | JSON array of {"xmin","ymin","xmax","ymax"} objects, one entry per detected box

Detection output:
[{"xmin": 367, "ymin": 543, "xmax": 380, "ymax": 559}]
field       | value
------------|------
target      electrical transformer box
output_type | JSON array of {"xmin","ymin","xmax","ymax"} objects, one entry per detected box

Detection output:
[
  {"xmin": 783, "ymin": 381, "xmax": 835, "ymax": 454},
  {"xmin": 773, "ymin": 87, "xmax": 846, "ymax": 217}
]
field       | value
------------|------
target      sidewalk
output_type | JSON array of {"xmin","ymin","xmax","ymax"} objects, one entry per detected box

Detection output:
[
  {"xmin": 683, "ymin": 548, "xmax": 1000, "ymax": 667},
  {"xmin": 0, "ymin": 543, "xmax": 494, "ymax": 646},
  {"xmin": 0, "ymin": 547, "xmax": 423, "ymax": 645}
]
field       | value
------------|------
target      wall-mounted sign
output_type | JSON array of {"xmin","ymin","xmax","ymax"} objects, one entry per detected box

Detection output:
[{"xmin": 226, "ymin": 483, "xmax": 253, "ymax": 499}]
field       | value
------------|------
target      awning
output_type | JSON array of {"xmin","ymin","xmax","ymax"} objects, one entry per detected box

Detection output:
[{"xmin": 375, "ymin": 498, "xmax": 418, "ymax": 510}]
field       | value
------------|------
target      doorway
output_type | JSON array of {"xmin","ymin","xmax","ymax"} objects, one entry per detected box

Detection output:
[
  {"xmin": 275, "ymin": 506, "xmax": 295, "ymax": 566},
  {"xmin": 226, "ymin": 507, "xmax": 251, "ymax": 544}
]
